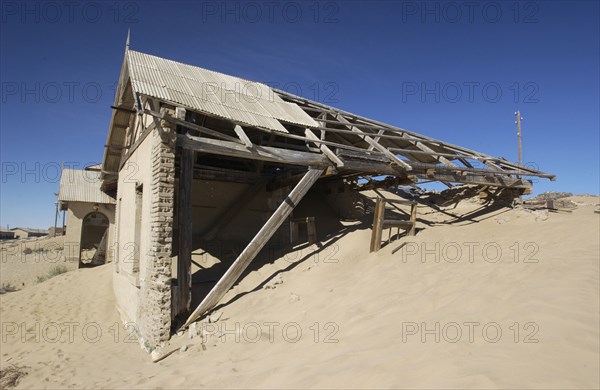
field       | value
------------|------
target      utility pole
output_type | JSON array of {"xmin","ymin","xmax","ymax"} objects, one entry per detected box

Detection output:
[
  {"xmin": 514, "ymin": 111, "xmax": 524, "ymax": 204},
  {"xmin": 515, "ymin": 111, "xmax": 523, "ymax": 177},
  {"xmin": 53, "ymin": 193, "xmax": 59, "ymax": 237}
]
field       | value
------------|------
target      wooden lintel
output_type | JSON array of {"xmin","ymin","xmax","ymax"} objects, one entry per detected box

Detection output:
[{"xmin": 177, "ymin": 134, "xmax": 330, "ymax": 168}]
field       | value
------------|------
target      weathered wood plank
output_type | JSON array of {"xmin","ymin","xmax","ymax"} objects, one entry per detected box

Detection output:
[
  {"xmin": 177, "ymin": 134, "xmax": 330, "ymax": 168},
  {"xmin": 382, "ymin": 220, "xmax": 413, "ymax": 229},
  {"xmin": 367, "ymin": 129, "xmax": 386, "ymax": 151},
  {"xmin": 176, "ymin": 147, "xmax": 194, "ymax": 316},
  {"xmin": 305, "ymin": 128, "xmax": 344, "ymax": 167},
  {"xmin": 183, "ymin": 168, "xmax": 325, "ymax": 327},
  {"xmin": 234, "ymin": 125, "xmax": 254, "ymax": 148},
  {"xmin": 143, "ymin": 108, "xmax": 242, "ymax": 144},
  {"xmin": 409, "ymin": 203, "xmax": 417, "ymax": 236},
  {"xmin": 336, "ymin": 115, "xmax": 413, "ymax": 171},
  {"xmin": 370, "ymin": 198, "xmax": 386, "ymax": 253}
]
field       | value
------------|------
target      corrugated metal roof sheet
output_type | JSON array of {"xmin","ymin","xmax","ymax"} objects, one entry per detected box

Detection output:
[
  {"xmin": 58, "ymin": 169, "xmax": 116, "ymax": 204},
  {"xmin": 127, "ymin": 51, "xmax": 318, "ymax": 133}
]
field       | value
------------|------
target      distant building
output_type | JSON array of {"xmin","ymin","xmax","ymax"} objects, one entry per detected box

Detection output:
[
  {"xmin": 0, "ymin": 229, "xmax": 15, "ymax": 240},
  {"xmin": 48, "ymin": 226, "xmax": 64, "ymax": 237},
  {"xmin": 58, "ymin": 168, "xmax": 116, "ymax": 267},
  {"xmin": 10, "ymin": 227, "xmax": 48, "ymax": 239}
]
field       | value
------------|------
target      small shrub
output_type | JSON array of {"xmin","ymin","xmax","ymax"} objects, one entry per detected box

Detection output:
[
  {"xmin": 48, "ymin": 265, "xmax": 68, "ymax": 277},
  {"xmin": 36, "ymin": 265, "xmax": 69, "ymax": 284},
  {"xmin": 35, "ymin": 275, "xmax": 48, "ymax": 283},
  {"xmin": 0, "ymin": 283, "xmax": 18, "ymax": 294},
  {"xmin": 0, "ymin": 365, "xmax": 29, "ymax": 389}
]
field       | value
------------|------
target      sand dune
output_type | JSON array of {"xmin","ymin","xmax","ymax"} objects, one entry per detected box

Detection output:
[{"xmin": 1, "ymin": 194, "xmax": 598, "ymax": 389}]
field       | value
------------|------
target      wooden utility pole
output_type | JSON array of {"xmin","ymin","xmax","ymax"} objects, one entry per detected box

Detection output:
[
  {"xmin": 515, "ymin": 111, "xmax": 523, "ymax": 177},
  {"xmin": 53, "ymin": 194, "xmax": 59, "ymax": 236}
]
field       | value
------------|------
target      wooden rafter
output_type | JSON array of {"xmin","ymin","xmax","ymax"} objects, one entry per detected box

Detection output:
[{"xmin": 335, "ymin": 115, "xmax": 413, "ymax": 171}]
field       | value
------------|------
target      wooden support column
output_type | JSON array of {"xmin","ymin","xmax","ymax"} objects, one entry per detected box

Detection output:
[
  {"xmin": 369, "ymin": 198, "xmax": 386, "ymax": 253},
  {"xmin": 409, "ymin": 203, "xmax": 417, "ymax": 236},
  {"xmin": 176, "ymin": 147, "xmax": 194, "ymax": 316},
  {"xmin": 183, "ymin": 167, "xmax": 325, "ymax": 327}
]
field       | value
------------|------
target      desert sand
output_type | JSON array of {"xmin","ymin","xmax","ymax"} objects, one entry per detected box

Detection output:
[{"xmin": 1, "ymin": 193, "xmax": 599, "ymax": 389}]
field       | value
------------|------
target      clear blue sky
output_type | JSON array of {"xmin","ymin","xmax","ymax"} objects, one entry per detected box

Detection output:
[{"xmin": 1, "ymin": 0, "xmax": 598, "ymax": 229}]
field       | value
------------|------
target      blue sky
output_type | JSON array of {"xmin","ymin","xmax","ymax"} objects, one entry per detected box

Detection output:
[{"xmin": 1, "ymin": 0, "xmax": 598, "ymax": 228}]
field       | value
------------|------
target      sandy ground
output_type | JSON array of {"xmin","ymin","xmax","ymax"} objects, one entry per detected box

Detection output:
[
  {"xmin": 1, "ymin": 194, "xmax": 598, "ymax": 389},
  {"xmin": 0, "ymin": 236, "xmax": 78, "ymax": 290}
]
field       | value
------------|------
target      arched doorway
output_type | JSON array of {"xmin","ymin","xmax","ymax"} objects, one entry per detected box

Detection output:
[{"xmin": 80, "ymin": 211, "xmax": 109, "ymax": 267}]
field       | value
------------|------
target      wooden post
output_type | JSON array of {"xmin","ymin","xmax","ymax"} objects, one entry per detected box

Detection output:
[
  {"xmin": 177, "ymin": 147, "xmax": 194, "ymax": 316},
  {"xmin": 306, "ymin": 217, "xmax": 317, "ymax": 244},
  {"xmin": 409, "ymin": 203, "xmax": 417, "ymax": 236},
  {"xmin": 183, "ymin": 168, "xmax": 324, "ymax": 328},
  {"xmin": 369, "ymin": 197, "xmax": 386, "ymax": 253}
]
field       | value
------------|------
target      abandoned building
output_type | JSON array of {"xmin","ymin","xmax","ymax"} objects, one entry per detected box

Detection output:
[
  {"xmin": 10, "ymin": 227, "xmax": 48, "ymax": 239},
  {"xmin": 48, "ymin": 226, "xmax": 64, "ymax": 237},
  {"xmin": 96, "ymin": 46, "xmax": 555, "ymax": 350},
  {"xmin": 58, "ymin": 166, "xmax": 116, "ymax": 267},
  {"xmin": 0, "ymin": 229, "xmax": 15, "ymax": 240}
]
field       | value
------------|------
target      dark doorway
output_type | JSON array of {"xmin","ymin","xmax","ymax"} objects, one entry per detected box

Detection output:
[{"xmin": 79, "ymin": 211, "xmax": 109, "ymax": 267}]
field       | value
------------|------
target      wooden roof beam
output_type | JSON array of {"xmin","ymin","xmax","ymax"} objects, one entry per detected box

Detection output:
[
  {"xmin": 305, "ymin": 128, "xmax": 344, "ymax": 167},
  {"xmin": 335, "ymin": 115, "xmax": 413, "ymax": 171}
]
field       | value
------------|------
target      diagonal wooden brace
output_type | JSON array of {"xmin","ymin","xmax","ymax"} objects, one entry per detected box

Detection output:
[{"xmin": 183, "ymin": 167, "xmax": 325, "ymax": 328}]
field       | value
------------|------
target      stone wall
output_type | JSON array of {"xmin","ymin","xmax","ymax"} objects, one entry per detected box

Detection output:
[{"xmin": 136, "ymin": 119, "xmax": 176, "ymax": 350}]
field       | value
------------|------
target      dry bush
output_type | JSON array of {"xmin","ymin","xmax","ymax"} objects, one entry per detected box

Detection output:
[
  {"xmin": 0, "ymin": 365, "xmax": 28, "ymax": 389},
  {"xmin": 0, "ymin": 283, "xmax": 18, "ymax": 294},
  {"xmin": 36, "ymin": 265, "xmax": 69, "ymax": 284}
]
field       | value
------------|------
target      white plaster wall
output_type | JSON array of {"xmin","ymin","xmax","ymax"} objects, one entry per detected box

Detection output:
[{"xmin": 113, "ymin": 131, "xmax": 155, "ymax": 325}]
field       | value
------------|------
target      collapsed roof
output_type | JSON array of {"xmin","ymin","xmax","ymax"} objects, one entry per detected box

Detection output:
[{"xmin": 101, "ymin": 49, "xmax": 555, "ymax": 191}]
